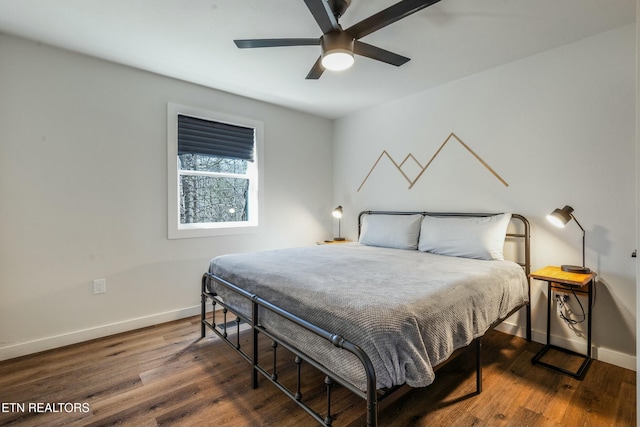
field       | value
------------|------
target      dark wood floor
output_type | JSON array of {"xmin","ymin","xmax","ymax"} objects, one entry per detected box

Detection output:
[{"xmin": 0, "ymin": 314, "xmax": 635, "ymax": 427}]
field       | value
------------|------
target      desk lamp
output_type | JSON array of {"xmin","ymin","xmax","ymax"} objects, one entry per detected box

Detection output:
[
  {"xmin": 332, "ymin": 206, "xmax": 345, "ymax": 241},
  {"xmin": 547, "ymin": 205, "xmax": 591, "ymax": 273}
]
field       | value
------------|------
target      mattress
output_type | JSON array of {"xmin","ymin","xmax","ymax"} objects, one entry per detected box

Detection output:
[{"xmin": 207, "ymin": 243, "xmax": 528, "ymax": 390}]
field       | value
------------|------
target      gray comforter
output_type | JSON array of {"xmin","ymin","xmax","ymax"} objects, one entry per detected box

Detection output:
[{"xmin": 208, "ymin": 244, "xmax": 528, "ymax": 391}]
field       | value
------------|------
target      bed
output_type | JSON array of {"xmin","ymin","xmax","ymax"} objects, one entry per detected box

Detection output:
[{"xmin": 201, "ymin": 211, "xmax": 531, "ymax": 427}]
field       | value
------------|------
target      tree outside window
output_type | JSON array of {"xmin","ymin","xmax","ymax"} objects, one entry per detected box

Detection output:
[{"xmin": 178, "ymin": 155, "xmax": 250, "ymax": 224}]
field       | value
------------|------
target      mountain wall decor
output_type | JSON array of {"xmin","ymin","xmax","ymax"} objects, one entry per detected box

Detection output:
[{"xmin": 357, "ymin": 132, "xmax": 508, "ymax": 191}]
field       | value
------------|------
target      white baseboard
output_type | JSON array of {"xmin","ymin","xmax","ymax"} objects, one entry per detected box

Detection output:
[
  {"xmin": 2, "ymin": 309, "xmax": 635, "ymax": 373},
  {"xmin": 495, "ymin": 321, "xmax": 637, "ymax": 371},
  {"xmin": 0, "ymin": 305, "xmax": 204, "ymax": 362}
]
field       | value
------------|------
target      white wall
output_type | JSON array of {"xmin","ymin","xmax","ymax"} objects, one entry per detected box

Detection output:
[
  {"xmin": 334, "ymin": 25, "xmax": 636, "ymax": 369},
  {"xmin": 0, "ymin": 33, "xmax": 334, "ymax": 360}
]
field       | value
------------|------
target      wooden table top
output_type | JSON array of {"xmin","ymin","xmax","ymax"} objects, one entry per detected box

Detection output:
[{"xmin": 530, "ymin": 265, "xmax": 596, "ymax": 287}]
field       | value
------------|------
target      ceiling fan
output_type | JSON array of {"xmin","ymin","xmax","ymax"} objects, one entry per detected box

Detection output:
[{"xmin": 234, "ymin": 0, "xmax": 442, "ymax": 79}]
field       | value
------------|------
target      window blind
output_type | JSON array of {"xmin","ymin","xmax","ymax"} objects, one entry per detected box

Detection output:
[{"xmin": 177, "ymin": 114, "xmax": 255, "ymax": 162}]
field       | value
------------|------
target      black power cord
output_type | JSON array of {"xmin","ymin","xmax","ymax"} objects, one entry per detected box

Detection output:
[{"xmin": 556, "ymin": 290, "xmax": 587, "ymax": 325}]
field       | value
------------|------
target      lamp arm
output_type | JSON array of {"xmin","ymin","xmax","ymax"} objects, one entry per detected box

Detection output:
[
  {"xmin": 570, "ymin": 214, "xmax": 586, "ymax": 268},
  {"xmin": 569, "ymin": 214, "xmax": 585, "ymax": 233}
]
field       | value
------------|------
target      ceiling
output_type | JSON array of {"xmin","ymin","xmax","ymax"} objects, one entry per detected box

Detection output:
[{"xmin": 0, "ymin": 0, "xmax": 635, "ymax": 119}]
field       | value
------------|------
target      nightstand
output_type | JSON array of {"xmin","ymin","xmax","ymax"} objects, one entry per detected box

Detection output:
[
  {"xmin": 316, "ymin": 240, "xmax": 351, "ymax": 245},
  {"xmin": 530, "ymin": 266, "xmax": 596, "ymax": 379}
]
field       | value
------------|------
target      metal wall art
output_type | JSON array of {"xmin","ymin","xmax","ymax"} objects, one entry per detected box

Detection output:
[{"xmin": 357, "ymin": 132, "xmax": 508, "ymax": 191}]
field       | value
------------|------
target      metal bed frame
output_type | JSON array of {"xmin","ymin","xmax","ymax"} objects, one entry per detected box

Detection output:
[{"xmin": 201, "ymin": 211, "xmax": 531, "ymax": 427}]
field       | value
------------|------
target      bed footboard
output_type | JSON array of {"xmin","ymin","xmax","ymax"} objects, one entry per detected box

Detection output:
[
  {"xmin": 201, "ymin": 272, "xmax": 379, "ymax": 427},
  {"xmin": 201, "ymin": 273, "xmax": 488, "ymax": 427}
]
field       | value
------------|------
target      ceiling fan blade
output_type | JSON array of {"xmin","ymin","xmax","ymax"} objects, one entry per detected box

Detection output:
[
  {"xmin": 354, "ymin": 41, "xmax": 410, "ymax": 66},
  {"xmin": 234, "ymin": 38, "xmax": 320, "ymax": 48},
  {"xmin": 346, "ymin": 0, "xmax": 441, "ymax": 40},
  {"xmin": 303, "ymin": 0, "xmax": 340, "ymax": 34},
  {"xmin": 305, "ymin": 56, "xmax": 325, "ymax": 79}
]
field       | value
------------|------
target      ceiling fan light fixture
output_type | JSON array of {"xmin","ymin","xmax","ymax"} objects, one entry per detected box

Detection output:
[
  {"xmin": 321, "ymin": 31, "xmax": 355, "ymax": 72},
  {"xmin": 321, "ymin": 50, "xmax": 354, "ymax": 71}
]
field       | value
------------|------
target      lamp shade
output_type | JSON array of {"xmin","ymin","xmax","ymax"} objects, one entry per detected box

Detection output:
[
  {"xmin": 547, "ymin": 205, "xmax": 574, "ymax": 228},
  {"xmin": 332, "ymin": 206, "xmax": 343, "ymax": 218}
]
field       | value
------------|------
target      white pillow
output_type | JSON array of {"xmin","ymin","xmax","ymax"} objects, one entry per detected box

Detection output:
[
  {"xmin": 359, "ymin": 214, "xmax": 422, "ymax": 250},
  {"xmin": 418, "ymin": 213, "xmax": 511, "ymax": 260}
]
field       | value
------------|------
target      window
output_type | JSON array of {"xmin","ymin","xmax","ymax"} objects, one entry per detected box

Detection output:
[{"xmin": 168, "ymin": 103, "xmax": 263, "ymax": 238}]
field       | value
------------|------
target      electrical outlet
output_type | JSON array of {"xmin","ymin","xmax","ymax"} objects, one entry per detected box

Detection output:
[{"xmin": 93, "ymin": 279, "xmax": 106, "ymax": 294}]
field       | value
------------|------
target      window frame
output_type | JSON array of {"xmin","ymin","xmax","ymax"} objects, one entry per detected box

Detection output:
[{"xmin": 167, "ymin": 102, "xmax": 264, "ymax": 239}]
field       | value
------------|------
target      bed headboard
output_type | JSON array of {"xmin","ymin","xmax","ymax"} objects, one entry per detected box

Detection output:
[{"xmin": 357, "ymin": 211, "xmax": 530, "ymax": 277}]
